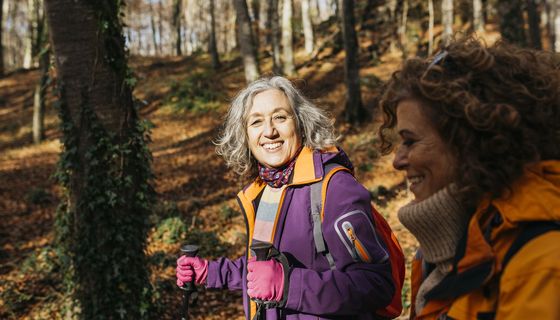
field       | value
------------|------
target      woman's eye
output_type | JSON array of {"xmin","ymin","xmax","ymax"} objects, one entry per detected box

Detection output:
[
  {"xmin": 250, "ymin": 119, "xmax": 262, "ymax": 126},
  {"xmin": 402, "ymin": 139, "xmax": 415, "ymax": 147},
  {"xmin": 273, "ymin": 115, "xmax": 287, "ymax": 121}
]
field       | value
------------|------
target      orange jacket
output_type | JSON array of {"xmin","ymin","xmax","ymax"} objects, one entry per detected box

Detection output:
[{"xmin": 411, "ymin": 161, "xmax": 560, "ymax": 320}]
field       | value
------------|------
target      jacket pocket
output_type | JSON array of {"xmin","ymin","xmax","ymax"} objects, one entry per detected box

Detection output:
[
  {"xmin": 334, "ymin": 210, "xmax": 388, "ymax": 264},
  {"xmin": 341, "ymin": 221, "xmax": 372, "ymax": 262}
]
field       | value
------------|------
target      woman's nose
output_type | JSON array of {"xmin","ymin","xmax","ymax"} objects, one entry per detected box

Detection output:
[
  {"xmin": 263, "ymin": 119, "xmax": 277, "ymax": 137},
  {"xmin": 393, "ymin": 146, "xmax": 408, "ymax": 171}
]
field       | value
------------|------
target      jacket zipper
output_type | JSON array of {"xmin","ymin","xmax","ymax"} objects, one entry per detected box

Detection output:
[{"xmin": 342, "ymin": 221, "xmax": 372, "ymax": 263}]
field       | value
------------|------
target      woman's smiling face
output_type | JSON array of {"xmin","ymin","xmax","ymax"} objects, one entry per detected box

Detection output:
[
  {"xmin": 246, "ymin": 89, "xmax": 302, "ymax": 168},
  {"xmin": 392, "ymin": 99, "xmax": 457, "ymax": 202}
]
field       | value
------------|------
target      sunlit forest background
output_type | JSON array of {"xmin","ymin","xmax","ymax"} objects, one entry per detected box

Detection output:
[{"xmin": 1, "ymin": 0, "xmax": 558, "ymax": 319}]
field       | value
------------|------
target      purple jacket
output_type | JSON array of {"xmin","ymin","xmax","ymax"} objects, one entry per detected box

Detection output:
[{"xmin": 206, "ymin": 147, "xmax": 394, "ymax": 319}]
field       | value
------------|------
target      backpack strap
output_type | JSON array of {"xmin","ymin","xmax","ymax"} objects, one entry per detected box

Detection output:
[{"xmin": 310, "ymin": 163, "xmax": 351, "ymax": 270}]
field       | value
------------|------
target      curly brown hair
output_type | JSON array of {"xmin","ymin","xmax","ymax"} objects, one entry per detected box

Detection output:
[{"xmin": 379, "ymin": 36, "xmax": 560, "ymax": 205}]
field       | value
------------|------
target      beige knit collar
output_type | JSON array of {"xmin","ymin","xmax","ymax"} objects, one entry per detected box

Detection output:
[
  {"xmin": 398, "ymin": 185, "xmax": 470, "ymax": 314},
  {"xmin": 398, "ymin": 185, "xmax": 469, "ymax": 264}
]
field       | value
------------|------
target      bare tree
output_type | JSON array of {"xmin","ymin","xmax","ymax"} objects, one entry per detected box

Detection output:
[
  {"xmin": 149, "ymin": 1, "xmax": 160, "ymax": 56},
  {"xmin": 527, "ymin": 0, "xmax": 542, "ymax": 49},
  {"xmin": 269, "ymin": 0, "xmax": 282, "ymax": 74},
  {"xmin": 0, "ymin": 0, "xmax": 4, "ymax": 76},
  {"xmin": 428, "ymin": 0, "xmax": 434, "ymax": 55},
  {"xmin": 442, "ymin": 0, "xmax": 454, "ymax": 46},
  {"xmin": 233, "ymin": 0, "xmax": 260, "ymax": 82},
  {"xmin": 310, "ymin": 0, "xmax": 321, "ymax": 25},
  {"xmin": 44, "ymin": 0, "xmax": 153, "ymax": 318},
  {"xmin": 282, "ymin": 0, "xmax": 296, "ymax": 76},
  {"xmin": 32, "ymin": 0, "xmax": 48, "ymax": 144},
  {"xmin": 498, "ymin": 0, "xmax": 527, "ymax": 46},
  {"xmin": 388, "ymin": 0, "xmax": 402, "ymax": 53},
  {"xmin": 23, "ymin": 0, "xmax": 34, "ymax": 68},
  {"xmin": 172, "ymin": 0, "xmax": 183, "ymax": 55},
  {"xmin": 251, "ymin": 0, "xmax": 261, "ymax": 52},
  {"xmin": 398, "ymin": 0, "xmax": 409, "ymax": 58},
  {"xmin": 158, "ymin": 0, "xmax": 164, "ymax": 54},
  {"xmin": 302, "ymin": 0, "xmax": 314, "ymax": 55},
  {"xmin": 339, "ymin": 0, "xmax": 366, "ymax": 124},
  {"xmin": 32, "ymin": 45, "xmax": 48, "ymax": 144},
  {"xmin": 23, "ymin": 0, "xmax": 43, "ymax": 68},
  {"xmin": 209, "ymin": 0, "xmax": 221, "ymax": 69},
  {"xmin": 554, "ymin": 0, "xmax": 560, "ymax": 52},
  {"xmin": 473, "ymin": 0, "xmax": 485, "ymax": 33}
]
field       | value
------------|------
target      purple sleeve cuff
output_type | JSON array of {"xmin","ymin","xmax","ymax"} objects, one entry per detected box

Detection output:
[
  {"xmin": 285, "ymin": 267, "xmax": 303, "ymax": 310},
  {"xmin": 204, "ymin": 256, "xmax": 246, "ymax": 290},
  {"xmin": 205, "ymin": 260, "xmax": 221, "ymax": 289}
]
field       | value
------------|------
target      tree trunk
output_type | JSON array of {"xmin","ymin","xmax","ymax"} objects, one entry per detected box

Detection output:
[
  {"xmin": 0, "ymin": 0, "xmax": 4, "ymax": 76},
  {"xmin": 388, "ymin": 0, "xmax": 401, "ymax": 53},
  {"xmin": 428, "ymin": 0, "xmax": 434, "ymax": 55},
  {"xmin": 33, "ymin": 47, "xmax": 48, "ymax": 144},
  {"xmin": 398, "ymin": 0, "xmax": 409, "ymax": 58},
  {"xmin": 259, "ymin": 1, "xmax": 269, "ymax": 32},
  {"xmin": 498, "ymin": 0, "xmax": 527, "ymax": 46},
  {"xmin": 544, "ymin": 0, "xmax": 553, "ymax": 50},
  {"xmin": 172, "ymin": 0, "xmax": 183, "ymax": 55},
  {"xmin": 473, "ymin": 0, "xmax": 485, "ymax": 33},
  {"xmin": 310, "ymin": 0, "xmax": 321, "ymax": 25},
  {"xmin": 331, "ymin": 0, "xmax": 340, "ymax": 19},
  {"xmin": 23, "ymin": 0, "xmax": 34, "ymax": 68},
  {"xmin": 282, "ymin": 0, "xmax": 296, "ymax": 76},
  {"xmin": 441, "ymin": 0, "xmax": 453, "ymax": 46},
  {"xmin": 269, "ymin": 0, "xmax": 282, "ymax": 74},
  {"xmin": 526, "ymin": 0, "xmax": 542, "ymax": 49},
  {"xmin": 158, "ymin": 0, "xmax": 164, "ymax": 54},
  {"xmin": 209, "ymin": 0, "xmax": 221, "ymax": 69},
  {"xmin": 32, "ymin": 0, "xmax": 44, "ymax": 63},
  {"xmin": 44, "ymin": 0, "xmax": 153, "ymax": 318},
  {"xmin": 33, "ymin": 8, "xmax": 48, "ymax": 144},
  {"xmin": 339, "ymin": 0, "xmax": 366, "ymax": 124},
  {"xmin": 150, "ymin": 1, "xmax": 159, "ymax": 56},
  {"xmin": 302, "ymin": 0, "xmax": 314, "ymax": 55},
  {"xmin": 555, "ymin": 0, "xmax": 560, "ymax": 52},
  {"xmin": 251, "ymin": 0, "xmax": 261, "ymax": 53},
  {"xmin": 233, "ymin": 0, "xmax": 260, "ymax": 82},
  {"xmin": 482, "ymin": 0, "xmax": 489, "ymax": 24}
]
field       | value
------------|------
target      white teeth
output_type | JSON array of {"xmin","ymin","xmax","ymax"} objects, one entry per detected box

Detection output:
[
  {"xmin": 263, "ymin": 142, "xmax": 282, "ymax": 150},
  {"xmin": 409, "ymin": 176, "xmax": 423, "ymax": 184}
]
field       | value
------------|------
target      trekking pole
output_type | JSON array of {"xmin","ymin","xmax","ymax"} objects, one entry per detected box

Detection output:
[
  {"xmin": 179, "ymin": 244, "xmax": 199, "ymax": 320},
  {"xmin": 250, "ymin": 241, "xmax": 273, "ymax": 320}
]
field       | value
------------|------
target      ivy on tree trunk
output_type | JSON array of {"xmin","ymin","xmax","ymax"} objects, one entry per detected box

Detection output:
[{"xmin": 45, "ymin": 0, "xmax": 155, "ymax": 318}]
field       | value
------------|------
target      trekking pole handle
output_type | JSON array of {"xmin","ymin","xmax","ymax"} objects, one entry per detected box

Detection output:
[
  {"xmin": 249, "ymin": 241, "xmax": 274, "ymax": 320},
  {"xmin": 179, "ymin": 244, "xmax": 199, "ymax": 320},
  {"xmin": 250, "ymin": 241, "xmax": 273, "ymax": 261},
  {"xmin": 180, "ymin": 245, "xmax": 199, "ymax": 292}
]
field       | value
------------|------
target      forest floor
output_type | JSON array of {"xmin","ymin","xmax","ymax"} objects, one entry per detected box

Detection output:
[{"xmin": 0, "ymin": 40, "xmax": 420, "ymax": 319}]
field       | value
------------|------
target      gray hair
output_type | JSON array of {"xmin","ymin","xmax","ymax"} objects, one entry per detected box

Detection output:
[{"xmin": 215, "ymin": 76, "xmax": 338, "ymax": 177}]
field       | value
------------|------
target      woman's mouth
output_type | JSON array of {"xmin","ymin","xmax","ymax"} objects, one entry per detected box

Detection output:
[{"xmin": 262, "ymin": 142, "xmax": 282, "ymax": 151}]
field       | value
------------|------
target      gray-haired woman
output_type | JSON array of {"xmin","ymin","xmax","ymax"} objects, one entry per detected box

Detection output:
[{"xmin": 176, "ymin": 76, "xmax": 397, "ymax": 320}]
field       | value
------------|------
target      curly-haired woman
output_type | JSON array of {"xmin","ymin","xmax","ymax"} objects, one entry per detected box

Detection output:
[
  {"xmin": 379, "ymin": 37, "xmax": 560, "ymax": 319},
  {"xmin": 176, "ymin": 76, "xmax": 398, "ymax": 319}
]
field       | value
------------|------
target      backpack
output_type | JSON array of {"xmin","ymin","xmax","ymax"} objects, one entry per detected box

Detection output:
[{"xmin": 309, "ymin": 163, "xmax": 406, "ymax": 319}]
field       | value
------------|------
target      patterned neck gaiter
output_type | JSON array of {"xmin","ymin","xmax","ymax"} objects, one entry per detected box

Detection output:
[{"xmin": 258, "ymin": 147, "xmax": 303, "ymax": 188}]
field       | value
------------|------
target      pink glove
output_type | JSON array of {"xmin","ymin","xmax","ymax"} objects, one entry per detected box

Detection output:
[
  {"xmin": 176, "ymin": 256, "xmax": 208, "ymax": 287},
  {"xmin": 246, "ymin": 257, "xmax": 285, "ymax": 302}
]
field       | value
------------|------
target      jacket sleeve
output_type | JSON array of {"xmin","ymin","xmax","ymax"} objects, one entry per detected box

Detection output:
[
  {"xmin": 206, "ymin": 255, "xmax": 246, "ymax": 290},
  {"xmin": 284, "ymin": 171, "xmax": 395, "ymax": 315}
]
